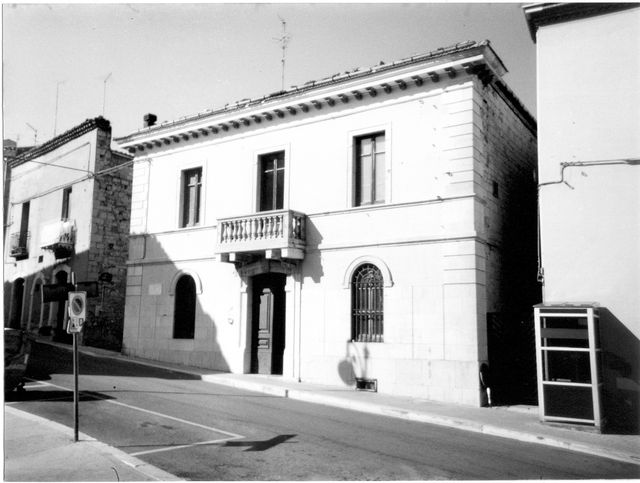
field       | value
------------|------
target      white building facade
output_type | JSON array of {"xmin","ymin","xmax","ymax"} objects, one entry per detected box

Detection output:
[
  {"xmin": 117, "ymin": 41, "xmax": 538, "ymax": 406},
  {"xmin": 525, "ymin": 4, "xmax": 640, "ymax": 427}
]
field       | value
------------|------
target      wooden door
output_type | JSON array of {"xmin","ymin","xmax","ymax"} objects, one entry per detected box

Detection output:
[{"xmin": 251, "ymin": 274, "xmax": 286, "ymax": 375}]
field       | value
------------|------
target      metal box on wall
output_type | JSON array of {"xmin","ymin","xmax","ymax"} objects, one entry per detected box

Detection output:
[{"xmin": 533, "ymin": 303, "xmax": 603, "ymax": 430}]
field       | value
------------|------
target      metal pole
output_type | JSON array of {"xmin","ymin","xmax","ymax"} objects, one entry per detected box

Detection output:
[
  {"xmin": 71, "ymin": 271, "xmax": 79, "ymax": 442},
  {"xmin": 73, "ymin": 331, "xmax": 79, "ymax": 442}
]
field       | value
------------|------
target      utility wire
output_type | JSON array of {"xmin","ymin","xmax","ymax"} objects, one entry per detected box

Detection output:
[{"xmin": 9, "ymin": 155, "xmax": 139, "ymax": 206}]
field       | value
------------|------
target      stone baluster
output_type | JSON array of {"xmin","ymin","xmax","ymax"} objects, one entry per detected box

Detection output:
[
  {"xmin": 276, "ymin": 213, "xmax": 283, "ymax": 238},
  {"xmin": 266, "ymin": 216, "xmax": 273, "ymax": 238}
]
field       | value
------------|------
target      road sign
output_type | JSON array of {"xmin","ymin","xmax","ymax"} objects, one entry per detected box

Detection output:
[
  {"xmin": 68, "ymin": 291, "xmax": 87, "ymax": 319},
  {"xmin": 66, "ymin": 317, "xmax": 85, "ymax": 334}
]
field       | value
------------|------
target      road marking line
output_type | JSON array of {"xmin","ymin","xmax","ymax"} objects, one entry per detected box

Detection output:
[
  {"xmin": 24, "ymin": 378, "xmax": 245, "ymax": 441},
  {"xmin": 24, "ymin": 381, "xmax": 48, "ymax": 388},
  {"xmin": 130, "ymin": 436, "xmax": 240, "ymax": 457}
]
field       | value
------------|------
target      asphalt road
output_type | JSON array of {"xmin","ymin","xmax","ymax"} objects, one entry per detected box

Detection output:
[{"xmin": 6, "ymin": 342, "xmax": 639, "ymax": 480}]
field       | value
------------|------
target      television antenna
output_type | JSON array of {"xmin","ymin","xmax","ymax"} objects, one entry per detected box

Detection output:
[
  {"xmin": 26, "ymin": 123, "xmax": 38, "ymax": 145},
  {"xmin": 102, "ymin": 72, "xmax": 112, "ymax": 116},
  {"xmin": 54, "ymin": 80, "xmax": 65, "ymax": 136},
  {"xmin": 273, "ymin": 17, "xmax": 291, "ymax": 91}
]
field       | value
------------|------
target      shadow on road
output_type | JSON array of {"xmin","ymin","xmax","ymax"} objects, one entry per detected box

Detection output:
[
  {"xmin": 24, "ymin": 341, "xmax": 201, "ymax": 382},
  {"xmin": 5, "ymin": 389, "xmax": 114, "ymax": 403},
  {"xmin": 223, "ymin": 434, "xmax": 296, "ymax": 451}
]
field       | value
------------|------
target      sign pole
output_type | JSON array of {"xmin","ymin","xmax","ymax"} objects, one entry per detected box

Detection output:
[
  {"xmin": 67, "ymin": 275, "xmax": 86, "ymax": 443},
  {"xmin": 71, "ymin": 271, "xmax": 79, "ymax": 442},
  {"xmin": 73, "ymin": 330, "xmax": 79, "ymax": 442}
]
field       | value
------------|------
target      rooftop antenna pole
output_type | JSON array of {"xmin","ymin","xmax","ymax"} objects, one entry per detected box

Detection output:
[
  {"xmin": 26, "ymin": 123, "xmax": 38, "ymax": 145},
  {"xmin": 102, "ymin": 72, "xmax": 112, "ymax": 117},
  {"xmin": 273, "ymin": 17, "xmax": 291, "ymax": 91},
  {"xmin": 54, "ymin": 80, "xmax": 65, "ymax": 136}
]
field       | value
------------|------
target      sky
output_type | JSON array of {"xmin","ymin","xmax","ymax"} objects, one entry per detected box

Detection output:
[{"xmin": 2, "ymin": 3, "xmax": 537, "ymax": 147}]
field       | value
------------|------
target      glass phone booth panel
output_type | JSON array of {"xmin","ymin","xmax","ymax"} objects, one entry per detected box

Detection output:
[{"xmin": 533, "ymin": 304, "xmax": 603, "ymax": 430}]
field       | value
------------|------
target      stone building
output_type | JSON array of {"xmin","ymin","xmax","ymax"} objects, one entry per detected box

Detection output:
[
  {"xmin": 4, "ymin": 117, "xmax": 133, "ymax": 350},
  {"xmin": 524, "ymin": 3, "xmax": 640, "ymax": 428},
  {"xmin": 116, "ymin": 41, "xmax": 539, "ymax": 406}
]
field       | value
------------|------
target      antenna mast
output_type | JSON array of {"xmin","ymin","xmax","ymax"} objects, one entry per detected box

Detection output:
[
  {"xmin": 26, "ymin": 123, "xmax": 38, "ymax": 145},
  {"xmin": 54, "ymin": 80, "xmax": 65, "ymax": 136},
  {"xmin": 274, "ymin": 17, "xmax": 291, "ymax": 91},
  {"xmin": 102, "ymin": 72, "xmax": 112, "ymax": 116}
]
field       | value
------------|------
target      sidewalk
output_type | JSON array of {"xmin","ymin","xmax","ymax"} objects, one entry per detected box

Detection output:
[
  {"xmin": 4, "ymin": 405, "xmax": 181, "ymax": 481},
  {"xmin": 24, "ymin": 339, "xmax": 640, "ymax": 468}
]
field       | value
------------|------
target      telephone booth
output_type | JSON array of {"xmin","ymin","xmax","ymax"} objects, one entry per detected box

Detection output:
[{"xmin": 533, "ymin": 303, "xmax": 603, "ymax": 430}]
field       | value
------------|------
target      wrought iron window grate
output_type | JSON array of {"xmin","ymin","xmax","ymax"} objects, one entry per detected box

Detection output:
[{"xmin": 351, "ymin": 263, "xmax": 384, "ymax": 342}]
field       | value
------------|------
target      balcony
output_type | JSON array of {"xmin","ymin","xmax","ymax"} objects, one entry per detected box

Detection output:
[
  {"xmin": 9, "ymin": 232, "xmax": 30, "ymax": 260},
  {"xmin": 217, "ymin": 210, "xmax": 306, "ymax": 263},
  {"xmin": 40, "ymin": 220, "xmax": 76, "ymax": 259}
]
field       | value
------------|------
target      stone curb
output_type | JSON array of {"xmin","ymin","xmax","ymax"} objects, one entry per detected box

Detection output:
[
  {"xmin": 5, "ymin": 406, "xmax": 182, "ymax": 481},
  {"xmin": 43, "ymin": 340, "xmax": 640, "ymax": 467}
]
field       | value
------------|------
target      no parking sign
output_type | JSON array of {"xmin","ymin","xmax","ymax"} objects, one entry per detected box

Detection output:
[{"xmin": 67, "ymin": 291, "xmax": 87, "ymax": 333}]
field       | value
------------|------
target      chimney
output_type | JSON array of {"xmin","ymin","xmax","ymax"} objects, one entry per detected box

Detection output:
[{"xmin": 143, "ymin": 113, "xmax": 157, "ymax": 128}]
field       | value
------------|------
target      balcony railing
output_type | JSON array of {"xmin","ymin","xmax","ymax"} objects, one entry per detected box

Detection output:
[
  {"xmin": 9, "ymin": 232, "xmax": 30, "ymax": 259},
  {"xmin": 40, "ymin": 219, "xmax": 76, "ymax": 258},
  {"xmin": 217, "ymin": 209, "xmax": 306, "ymax": 261}
]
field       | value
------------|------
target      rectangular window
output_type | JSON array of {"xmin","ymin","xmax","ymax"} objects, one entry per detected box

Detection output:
[
  {"xmin": 181, "ymin": 167, "xmax": 202, "ymax": 228},
  {"xmin": 354, "ymin": 132, "xmax": 385, "ymax": 206},
  {"xmin": 259, "ymin": 151, "xmax": 285, "ymax": 212},
  {"xmin": 61, "ymin": 187, "xmax": 72, "ymax": 220},
  {"xmin": 10, "ymin": 201, "xmax": 31, "ymax": 259},
  {"xmin": 19, "ymin": 201, "xmax": 30, "ymax": 248}
]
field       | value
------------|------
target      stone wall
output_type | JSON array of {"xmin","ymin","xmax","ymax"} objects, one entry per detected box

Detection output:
[{"xmin": 84, "ymin": 130, "xmax": 133, "ymax": 351}]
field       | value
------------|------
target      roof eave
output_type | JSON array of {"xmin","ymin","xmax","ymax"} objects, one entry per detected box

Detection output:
[
  {"xmin": 116, "ymin": 41, "xmax": 509, "ymax": 152},
  {"xmin": 523, "ymin": 2, "xmax": 639, "ymax": 42}
]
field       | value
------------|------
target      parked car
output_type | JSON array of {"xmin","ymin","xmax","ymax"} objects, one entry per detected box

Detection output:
[{"xmin": 4, "ymin": 328, "xmax": 32, "ymax": 393}]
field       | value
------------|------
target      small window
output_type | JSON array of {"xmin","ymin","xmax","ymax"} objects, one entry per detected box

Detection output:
[
  {"xmin": 351, "ymin": 263, "xmax": 384, "ymax": 342},
  {"xmin": 258, "ymin": 151, "xmax": 285, "ymax": 212},
  {"xmin": 492, "ymin": 181, "xmax": 499, "ymax": 198},
  {"xmin": 354, "ymin": 133, "xmax": 385, "ymax": 206},
  {"xmin": 181, "ymin": 168, "xmax": 202, "ymax": 228},
  {"xmin": 174, "ymin": 275, "xmax": 196, "ymax": 339},
  {"xmin": 61, "ymin": 187, "xmax": 72, "ymax": 220}
]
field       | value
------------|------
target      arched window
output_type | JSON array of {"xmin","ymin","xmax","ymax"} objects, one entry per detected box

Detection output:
[
  {"xmin": 351, "ymin": 264, "xmax": 384, "ymax": 342},
  {"xmin": 174, "ymin": 275, "xmax": 196, "ymax": 339}
]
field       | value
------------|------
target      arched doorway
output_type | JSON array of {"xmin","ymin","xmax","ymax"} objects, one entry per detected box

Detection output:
[
  {"xmin": 9, "ymin": 278, "xmax": 25, "ymax": 329},
  {"xmin": 52, "ymin": 270, "xmax": 70, "ymax": 342},
  {"xmin": 174, "ymin": 275, "xmax": 197, "ymax": 339},
  {"xmin": 28, "ymin": 275, "xmax": 46, "ymax": 332}
]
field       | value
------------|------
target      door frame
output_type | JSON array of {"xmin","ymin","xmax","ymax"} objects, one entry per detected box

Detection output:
[{"xmin": 238, "ymin": 259, "xmax": 302, "ymax": 379}]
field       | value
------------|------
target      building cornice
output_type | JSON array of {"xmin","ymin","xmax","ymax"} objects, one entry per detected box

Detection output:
[
  {"xmin": 115, "ymin": 40, "xmax": 530, "ymax": 155},
  {"xmin": 523, "ymin": 3, "xmax": 639, "ymax": 42}
]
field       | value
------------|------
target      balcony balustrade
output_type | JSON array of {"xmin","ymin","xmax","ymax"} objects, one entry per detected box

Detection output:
[
  {"xmin": 9, "ymin": 232, "xmax": 30, "ymax": 259},
  {"xmin": 217, "ymin": 210, "xmax": 306, "ymax": 262},
  {"xmin": 40, "ymin": 219, "xmax": 76, "ymax": 259}
]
